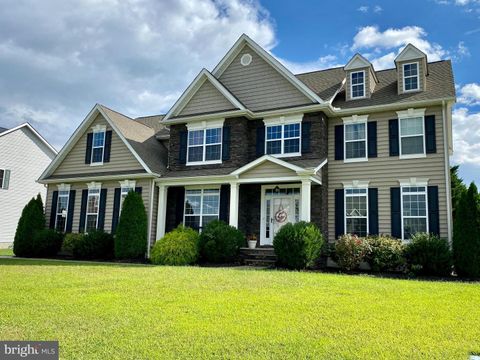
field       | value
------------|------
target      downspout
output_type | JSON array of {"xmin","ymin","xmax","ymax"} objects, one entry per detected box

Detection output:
[
  {"xmin": 147, "ymin": 179, "xmax": 155, "ymax": 258},
  {"xmin": 442, "ymin": 100, "xmax": 453, "ymax": 245}
]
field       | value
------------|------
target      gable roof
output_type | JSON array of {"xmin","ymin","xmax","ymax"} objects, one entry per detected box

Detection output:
[
  {"xmin": 39, "ymin": 104, "xmax": 167, "ymax": 181},
  {"xmin": 212, "ymin": 34, "xmax": 324, "ymax": 105},
  {"xmin": 0, "ymin": 123, "xmax": 57, "ymax": 156},
  {"xmin": 395, "ymin": 43, "xmax": 427, "ymax": 63},
  {"xmin": 344, "ymin": 53, "xmax": 378, "ymax": 83}
]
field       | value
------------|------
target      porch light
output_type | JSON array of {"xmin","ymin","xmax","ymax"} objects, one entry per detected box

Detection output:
[{"xmin": 273, "ymin": 186, "xmax": 280, "ymax": 194}]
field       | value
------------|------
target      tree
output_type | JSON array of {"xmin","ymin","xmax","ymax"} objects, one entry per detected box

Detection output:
[
  {"xmin": 13, "ymin": 194, "xmax": 46, "ymax": 257},
  {"xmin": 114, "ymin": 191, "xmax": 148, "ymax": 260},
  {"xmin": 450, "ymin": 165, "xmax": 467, "ymax": 223},
  {"xmin": 453, "ymin": 182, "xmax": 480, "ymax": 277}
]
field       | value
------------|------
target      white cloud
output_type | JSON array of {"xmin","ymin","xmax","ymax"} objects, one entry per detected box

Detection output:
[
  {"xmin": 451, "ymin": 107, "xmax": 480, "ymax": 165},
  {"xmin": 458, "ymin": 83, "xmax": 480, "ymax": 106},
  {"xmin": 373, "ymin": 5, "xmax": 383, "ymax": 13},
  {"xmin": 278, "ymin": 55, "xmax": 342, "ymax": 74},
  {"xmin": 358, "ymin": 6, "xmax": 369, "ymax": 13}
]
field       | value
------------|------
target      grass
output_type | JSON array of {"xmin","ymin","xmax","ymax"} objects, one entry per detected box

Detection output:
[
  {"xmin": 0, "ymin": 259, "xmax": 479, "ymax": 359},
  {"xmin": 0, "ymin": 248, "xmax": 13, "ymax": 256}
]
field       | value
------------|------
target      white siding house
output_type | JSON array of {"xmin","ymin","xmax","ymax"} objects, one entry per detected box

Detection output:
[{"xmin": 0, "ymin": 124, "xmax": 57, "ymax": 248}]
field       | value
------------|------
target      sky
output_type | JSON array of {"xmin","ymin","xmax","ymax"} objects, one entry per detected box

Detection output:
[{"xmin": 0, "ymin": 0, "xmax": 478, "ymax": 184}]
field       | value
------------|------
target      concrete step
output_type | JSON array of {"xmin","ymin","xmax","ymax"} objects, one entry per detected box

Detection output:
[
  {"xmin": 244, "ymin": 258, "xmax": 276, "ymax": 267},
  {"xmin": 240, "ymin": 247, "xmax": 277, "ymax": 266}
]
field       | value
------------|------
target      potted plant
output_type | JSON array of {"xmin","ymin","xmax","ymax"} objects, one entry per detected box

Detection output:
[{"xmin": 247, "ymin": 234, "xmax": 257, "ymax": 249}]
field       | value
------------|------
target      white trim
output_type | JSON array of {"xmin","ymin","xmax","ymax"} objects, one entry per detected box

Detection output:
[
  {"xmin": 344, "ymin": 54, "xmax": 372, "ymax": 71},
  {"xmin": 118, "ymin": 180, "xmax": 136, "ymax": 188},
  {"xmin": 400, "ymin": 185, "xmax": 429, "ymax": 241},
  {"xmin": 344, "ymin": 187, "xmax": 369, "ymax": 236},
  {"xmin": 156, "ymin": 184, "xmax": 168, "ymax": 241},
  {"xmin": 90, "ymin": 129, "xmax": 105, "ymax": 166},
  {"xmin": 263, "ymin": 114, "xmax": 303, "ymax": 126},
  {"xmin": 56, "ymin": 183, "xmax": 71, "ymax": 192},
  {"xmin": 40, "ymin": 172, "xmax": 156, "ymax": 184},
  {"xmin": 313, "ymin": 159, "xmax": 328, "ymax": 174},
  {"xmin": 183, "ymin": 187, "xmax": 221, "ymax": 230},
  {"xmin": 342, "ymin": 180, "xmax": 370, "ymax": 188},
  {"xmin": 395, "ymin": 43, "xmax": 427, "ymax": 63},
  {"xmin": 86, "ymin": 181, "xmax": 102, "ymax": 189},
  {"xmin": 231, "ymin": 155, "xmax": 305, "ymax": 176},
  {"xmin": 397, "ymin": 108, "xmax": 426, "ymax": 159},
  {"xmin": 264, "ymin": 121, "xmax": 302, "ymax": 158},
  {"xmin": 399, "ymin": 177, "xmax": 429, "ymax": 187},
  {"xmin": 350, "ymin": 70, "xmax": 366, "ymax": 99},
  {"xmin": 240, "ymin": 53, "xmax": 252, "ymax": 66},
  {"xmin": 442, "ymin": 100, "xmax": 453, "ymax": 244},
  {"xmin": 0, "ymin": 123, "xmax": 57, "ymax": 155},
  {"xmin": 396, "ymin": 108, "xmax": 426, "ymax": 119},
  {"xmin": 92, "ymin": 124, "xmax": 106, "ymax": 133},
  {"xmin": 343, "ymin": 116, "xmax": 368, "ymax": 163},
  {"xmin": 186, "ymin": 126, "xmax": 223, "ymax": 166},
  {"xmin": 147, "ymin": 179, "xmax": 155, "ymax": 258},
  {"xmin": 229, "ymin": 182, "xmax": 239, "ymax": 228},
  {"xmin": 402, "ymin": 62, "xmax": 420, "ymax": 92},
  {"xmin": 186, "ymin": 119, "xmax": 225, "ymax": 130},
  {"xmin": 54, "ymin": 188, "xmax": 70, "ymax": 232},
  {"xmin": 85, "ymin": 186, "xmax": 101, "ymax": 232}
]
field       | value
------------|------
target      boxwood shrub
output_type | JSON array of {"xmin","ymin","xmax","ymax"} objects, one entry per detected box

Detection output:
[
  {"xmin": 198, "ymin": 220, "xmax": 244, "ymax": 263},
  {"xmin": 151, "ymin": 225, "xmax": 199, "ymax": 265},
  {"xmin": 61, "ymin": 233, "xmax": 84, "ymax": 255},
  {"xmin": 365, "ymin": 235, "xmax": 405, "ymax": 272},
  {"xmin": 72, "ymin": 230, "xmax": 114, "ymax": 260},
  {"xmin": 404, "ymin": 233, "xmax": 452, "ymax": 276},
  {"xmin": 273, "ymin": 221, "xmax": 324, "ymax": 269},
  {"xmin": 334, "ymin": 234, "xmax": 371, "ymax": 271},
  {"xmin": 30, "ymin": 229, "xmax": 64, "ymax": 258}
]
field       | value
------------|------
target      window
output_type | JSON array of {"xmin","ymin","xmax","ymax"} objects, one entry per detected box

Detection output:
[
  {"xmin": 266, "ymin": 123, "xmax": 301, "ymax": 156},
  {"xmin": 403, "ymin": 63, "xmax": 419, "ymax": 91},
  {"xmin": 344, "ymin": 122, "xmax": 367, "ymax": 161},
  {"xmin": 184, "ymin": 188, "xmax": 220, "ymax": 230},
  {"xmin": 400, "ymin": 117, "xmax": 425, "ymax": 157},
  {"xmin": 91, "ymin": 131, "xmax": 105, "ymax": 164},
  {"xmin": 187, "ymin": 128, "xmax": 222, "ymax": 164},
  {"xmin": 345, "ymin": 188, "xmax": 368, "ymax": 236},
  {"xmin": 85, "ymin": 188, "xmax": 100, "ymax": 232},
  {"xmin": 55, "ymin": 190, "xmax": 70, "ymax": 232},
  {"xmin": 401, "ymin": 186, "xmax": 428, "ymax": 240},
  {"xmin": 350, "ymin": 71, "xmax": 365, "ymax": 99},
  {"xmin": 0, "ymin": 169, "xmax": 4, "ymax": 188}
]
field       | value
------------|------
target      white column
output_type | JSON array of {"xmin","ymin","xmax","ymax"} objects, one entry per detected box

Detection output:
[
  {"xmin": 301, "ymin": 179, "xmax": 311, "ymax": 222},
  {"xmin": 229, "ymin": 182, "xmax": 239, "ymax": 228},
  {"xmin": 156, "ymin": 184, "xmax": 168, "ymax": 241}
]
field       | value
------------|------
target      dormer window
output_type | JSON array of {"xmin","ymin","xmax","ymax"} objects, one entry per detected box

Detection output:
[
  {"xmin": 403, "ymin": 62, "xmax": 419, "ymax": 91},
  {"xmin": 91, "ymin": 129, "xmax": 106, "ymax": 165},
  {"xmin": 350, "ymin": 71, "xmax": 365, "ymax": 99}
]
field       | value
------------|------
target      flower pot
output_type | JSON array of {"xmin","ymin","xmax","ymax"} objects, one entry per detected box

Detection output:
[{"xmin": 247, "ymin": 240, "xmax": 257, "ymax": 249}]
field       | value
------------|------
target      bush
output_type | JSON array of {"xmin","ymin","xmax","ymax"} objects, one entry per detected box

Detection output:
[
  {"xmin": 151, "ymin": 225, "xmax": 199, "ymax": 265},
  {"xmin": 198, "ymin": 220, "xmax": 244, "ymax": 263},
  {"xmin": 365, "ymin": 235, "xmax": 405, "ymax": 272},
  {"xmin": 13, "ymin": 194, "xmax": 46, "ymax": 257},
  {"xmin": 30, "ymin": 229, "xmax": 64, "ymax": 258},
  {"xmin": 114, "ymin": 191, "xmax": 148, "ymax": 260},
  {"xmin": 405, "ymin": 233, "xmax": 452, "ymax": 276},
  {"xmin": 273, "ymin": 221, "xmax": 324, "ymax": 269},
  {"xmin": 61, "ymin": 233, "xmax": 84, "ymax": 254},
  {"xmin": 334, "ymin": 234, "xmax": 371, "ymax": 271},
  {"xmin": 72, "ymin": 230, "xmax": 114, "ymax": 260}
]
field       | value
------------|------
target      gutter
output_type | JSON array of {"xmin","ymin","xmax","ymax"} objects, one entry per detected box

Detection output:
[
  {"xmin": 147, "ymin": 179, "xmax": 155, "ymax": 259},
  {"xmin": 442, "ymin": 100, "xmax": 453, "ymax": 244}
]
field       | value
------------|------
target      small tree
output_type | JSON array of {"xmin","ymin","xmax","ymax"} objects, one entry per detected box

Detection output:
[
  {"xmin": 453, "ymin": 182, "xmax": 480, "ymax": 277},
  {"xmin": 450, "ymin": 165, "xmax": 467, "ymax": 223},
  {"xmin": 114, "ymin": 191, "xmax": 148, "ymax": 260},
  {"xmin": 13, "ymin": 194, "xmax": 46, "ymax": 257}
]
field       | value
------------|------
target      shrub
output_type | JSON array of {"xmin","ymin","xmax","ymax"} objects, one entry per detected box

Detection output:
[
  {"xmin": 114, "ymin": 191, "xmax": 148, "ymax": 260},
  {"xmin": 198, "ymin": 220, "xmax": 244, "ymax": 263},
  {"xmin": 405, "ymin": 233, "xmax": 452, "ymax": 276},
  {"xmin": 61, "ymin": 233, "xmax": 84, "ymax": 254},
  {"xmin": 30, "ymin": 229, "xmax": 64, "ymax": 257},
  {"xmin": 453, "ymin": 183, "xmax": 480, "ymax": 277},
  {"xmin": 72, "ymin": 230, "xmax": 114, "ymax": 260},
  {"xmin": 273, "ymin": 221, "xmax": 324, "ymax": 269},
  {"xmin": 13, "ymin": 194, "xmax": 45, "ymax": 257},
  {"xmin": 151, "ymin": 225, "xmax": 199, "ymax": 265},
  {"xmin": 334, "ymin": 234, "xmax": 371, "ymax": 271},
  {"xmin": 365, "ymin": 235, "xmax": 405, "ymax": 272}
]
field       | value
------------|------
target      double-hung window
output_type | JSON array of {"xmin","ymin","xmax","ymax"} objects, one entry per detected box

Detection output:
[
  {"xmin": 350, "ymin": 71, "xmax": 365, "ymax": 99},
  {"xmin": 184, "ymin": 188, "xmax": 220, "ymax": 230},
  {"xmin": 187, "ymin": 127, "xmax": 222, "ymax": 164},
  {"xmin": 91, "ymin": 130, "xmax": 106, "ymax": 164},
  {"xmin": 399, "ymin": 116, "xmax": 425, "ymax": 157},
  {"xmin": 401, "ymin": 186, "xmax": 428, "ymax": 240},
  {"xmin": 85, "ymin": 188, "xmax": 100, "ymax": 232},
  {"xmin": 265, "ymin": 122, "xmax": 301, "ymax": 156},
  {"xmin": 345, "ymin": 188, "xmax": 368, "ymax": 236},
  {"xmin": 403, "ymin": 63, "xmax": 419, "ymax": 91},
  {"xmin": 55, "ymin": 190, "xmax": 70, "ymax": 232},
  {"xmin": 344, "ymin": 120, "xmax": 367, "ymax": 161}
]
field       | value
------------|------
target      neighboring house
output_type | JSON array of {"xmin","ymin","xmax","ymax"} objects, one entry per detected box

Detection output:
[
  {"xmin": 0, "ymin": 123, "xmax": 57, "ymax": 248},
  {"xmin": 39, "ymin": 34, "xmax": 455, "ymax": 256}
]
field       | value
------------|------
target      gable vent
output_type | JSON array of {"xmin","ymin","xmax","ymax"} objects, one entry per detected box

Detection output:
[{"xmin": 240, "ymin": 53, "xmax": 252, "ymax": 66}]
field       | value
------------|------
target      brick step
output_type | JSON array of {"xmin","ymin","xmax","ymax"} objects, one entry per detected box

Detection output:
[
  {"xmin": 244, "ymin": 258, "xmax": 276, "ymax": 267},
  {"xmin": 240, "ymin": 247, "xmax": 276, "ymax": 266}
]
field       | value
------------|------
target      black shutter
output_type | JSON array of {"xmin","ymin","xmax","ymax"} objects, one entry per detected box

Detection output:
[
  {"xmin": 66, "ymin": 190, "xmax": 76, "ymax": 233},
  {"xmin": 112, "ymin": 188, "xmax": 121, "ymax": 233},
  {"xmin": 85, "ymin": 133, "xmax": 93, "ymax": 164},
  {"xmin": 222, "ymin": 126, "xmax": 231, "ymax": 161},
  {"xmin": 79, "ymin": 190, "xmax": 88, "ymax": 232},
  {"xmin": 175, "ymin": 188, "xmax": 185, "ymax": 227},
  {"xmin": 135, "ymin": 187, "xmax": 142, "ymax": 195},
  {"xmin": 389, "ymin": 119, "xmax": 399, "ymax": 156},
  {"xmin": 368, "ymin": 188, "xmax": 379, "ymax": 235},
  {"xmin": 49, "ymin": 191, "xmax": 58, "ymax": 229},
  {"xmin": 219, "ymin": 185, "xmax": 230, "ymax": 223},
  {"xmin": 428, "ymin": 186, "xmax": 440, "ymax": 236},
  {"xmin": 178, "ymin": 131, "xmax": 188, "ymax": 165},
  {"xmin": 97, "ymin": 189, "xmax": 107, "ymax": 230},
  {"xmin": 103, "ymin": 130, "xmax": 112, "ymax": 162},
  {"xmin": 334, "ymin": 125, "xmax": 344, "ymax": 160},
  {"xmin": 390, "ymin": 187, "xmax": 401, "ymax": 238},
  {"xmin": 367, "ymin": 121, "xmax": 377, "ymax": 158},
  {"xmin": 335, "ymin": 189, "xmax": 344, "ymax": 239},
  {"xmin": 425, "ymin": 115, "xmax": 436, "ymax": 154},
  {"xmin": 301, "ymin": 121, "xmax": 311, "ymax": 154},
  {"xmin": 256, "ymin": 126, "xmax": 265, "ymax": 157}
]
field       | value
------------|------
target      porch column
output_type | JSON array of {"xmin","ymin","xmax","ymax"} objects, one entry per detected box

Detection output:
[
  {"xmin": 156, "ymin": 184, "xmax": 168, "ymax": 240},
  {"xmin": 229, "ymin": 182, "xmax": 239, "ymax": 228},
  {"xmin": 301, "ymin": 178, "xmax": 311, "ymax": 222}
]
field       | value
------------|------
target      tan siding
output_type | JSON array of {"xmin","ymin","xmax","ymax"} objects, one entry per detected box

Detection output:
[
  {"xmin": 179, "ymin": 80, "xmax": 236, "ymax": 116},
  {"xmin": 53, "ymin": 114, "xmax": 144, "ymax": 176},
  {"xmin": 327, "ymin": 106, "xmax": 448, "ymax": 242},
  {"xmin": 397, "ymin": 58, "xmax": 426, "ymax": 94},
  {"xmin": 240, "ymin": 161, "xmax": 297, "ymax": 179},
  {"xmin": 219, "ymin": 44, "xmax": 313, "ymax": 111}
]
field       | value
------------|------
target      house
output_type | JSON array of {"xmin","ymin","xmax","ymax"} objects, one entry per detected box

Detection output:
[
  {"xmin": 39, "ymin": 35, "xmax": 455, "ymax": 255},
  {"xmin": 0, "ymin": 123, "xmax": 57, "ymax": 248}
]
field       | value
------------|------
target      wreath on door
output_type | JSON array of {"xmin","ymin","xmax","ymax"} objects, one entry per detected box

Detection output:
[{"xmin": 274, "ymin": 203, "xmax": 288, "ymax": 223}]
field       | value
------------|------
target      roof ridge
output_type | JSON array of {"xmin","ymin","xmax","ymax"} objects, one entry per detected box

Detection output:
[
  {"xmin": 99, "ymin": 104, "xmax": 155, "ymax": 132},
  {"xmin": 135, "ymin": 114, "xmax": 165, "ymax": 120}
]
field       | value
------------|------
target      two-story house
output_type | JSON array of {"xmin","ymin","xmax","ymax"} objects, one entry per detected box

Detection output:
[{"xmin": 39, "ymin": 35, "xmax": 455, "ymax": 256}]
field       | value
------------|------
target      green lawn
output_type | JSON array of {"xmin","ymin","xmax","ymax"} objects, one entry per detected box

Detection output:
[
  {"xmin": 0, "ymin": 248, "xmax": 13, "ymax": 256},
  {"xmin": 0, "ymin": 259, "xmax": 479, "ymax": 359}
]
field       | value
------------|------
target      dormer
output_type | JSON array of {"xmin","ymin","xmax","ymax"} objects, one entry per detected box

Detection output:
[
  {"xmin": 395, "ymin": 44, "xmax": 428, "ymax": 94},
  {"xmin": 344, "ymin": 54, "xmax": 378, "ymax": 101}
]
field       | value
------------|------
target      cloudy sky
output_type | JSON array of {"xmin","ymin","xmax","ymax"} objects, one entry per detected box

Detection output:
[{"xmin": 0, "ymin": 0, "xmax": 479, "ymax": 183}]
